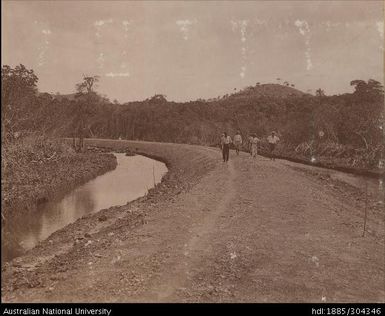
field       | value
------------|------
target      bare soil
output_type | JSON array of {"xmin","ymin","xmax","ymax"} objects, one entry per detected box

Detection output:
[{"xmin": 1, "ymin": 140, "xmax": 384, "ymax": 302}]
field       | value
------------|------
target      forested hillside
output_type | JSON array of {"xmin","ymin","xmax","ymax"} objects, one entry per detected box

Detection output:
[{"xmin": 2, "ymin": 64, "xmax": 384, "ymax": 170}]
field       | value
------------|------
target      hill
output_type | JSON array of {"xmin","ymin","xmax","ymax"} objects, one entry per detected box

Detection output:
[{"xmin": 225, "ymin": 83, "xmax": 307, "ymax": 100}]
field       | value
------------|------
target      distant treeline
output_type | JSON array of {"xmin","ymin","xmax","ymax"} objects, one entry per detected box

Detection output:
[{"xmin": 2, "ymin": 64, "xmax": 384, "ymax": 168}]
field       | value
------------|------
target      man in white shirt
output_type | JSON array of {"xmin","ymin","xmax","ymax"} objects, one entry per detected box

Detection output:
[
  {"xmin": 221, "ymin": 132, "xmax": 232, "ymax": 162},
  {"xmin": 267, "ymin": 131, "xmax": 280, "ymax": 161},
  {"xmin": 251, "ymin": 133, "xmax": 260, "ymax": 158},
  {"xmin": 233, "ymin": 130, "xmax": 242, "ymax": 155}
]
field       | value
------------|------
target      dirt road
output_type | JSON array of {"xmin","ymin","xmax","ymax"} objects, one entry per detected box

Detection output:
[{"xmin": 2, "ymin": 140, "xmax": 384, "ymax": 302}]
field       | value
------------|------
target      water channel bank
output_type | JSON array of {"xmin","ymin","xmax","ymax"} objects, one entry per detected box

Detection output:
[
  {"xmin": 2, "ymin": 149, "xmax": 117, "ymax": 222},
  {"xmin": 1, "ymin": 141, "xmax": 118, "ymax": 262},
  {"xmin": 2, "ymin": 153, "xmax": 167, "ymax": 262}
]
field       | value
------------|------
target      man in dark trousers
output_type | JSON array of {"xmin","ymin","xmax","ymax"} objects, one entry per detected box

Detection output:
[
  {"xmin": 267, "ymin": 131, "xmax": 280, "ymax": 161},
  {"xmin": 221, "ymin": 132, "xmax": 232, "ymax": 162}
]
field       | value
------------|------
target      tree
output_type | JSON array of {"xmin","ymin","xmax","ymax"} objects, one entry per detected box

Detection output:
[
  {"xmin": 73, "ymin": 75, "xmax": 100, "ymax": 151},
  {"xmin": 1, "ymin": 64, "xmax": 39, "ymax": 142},
  {"xmin": 149, "ymin": 94, "xmax": 167, "ymax": 105},
  {"xmin": 315, "ymin": 88, "xmax": 325, "ymax": 97},
  {"xmin": 75, "ymin": 75, "xmax": 99, "ymax": 95},
  {"xmin": 315, "ymin": 88, "xmax": 325, "ymax": 107},
  {"xmin": 350, "ymin": 79, "xmax": 384, "ymax": 102},
  {"xmin": 347, "ymin": 79, "xmax": 384, "ymax": 149}
]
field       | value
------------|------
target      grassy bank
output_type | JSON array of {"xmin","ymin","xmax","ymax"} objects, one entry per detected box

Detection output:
[
  {"xmin": 231, "ymin": 141, "xmax": 384, "ymax": 178},
  {"xmin": 1, "ymin": 136, "xmax": 117, "ymax": 222}
]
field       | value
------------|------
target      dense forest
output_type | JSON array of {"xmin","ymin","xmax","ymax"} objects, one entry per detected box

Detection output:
[{"xmin": 2, "ymin": 64, "xmax": 384, "ymax": 169}]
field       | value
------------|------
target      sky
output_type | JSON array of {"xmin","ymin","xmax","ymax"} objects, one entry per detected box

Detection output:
[{"xmin": 2, "ymin": 0, "xmax": 384, "ymax": 102}]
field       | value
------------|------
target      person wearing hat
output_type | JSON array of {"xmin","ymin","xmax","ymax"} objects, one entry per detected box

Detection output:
[
  {"xmin": 251, "ymin": 133, "xmax": 260, "ymax": 158},
  {"xmin": 220, "ymin": 132, "xmax": 232, "ymax": 162},
  {"xmin": 233, "ymin": 130, "xmax": 243, "ymax": 155},
  {"xmin": 220, "ymin": 133, "xmax": 226, "ymax": 149},
  {"xmin": 267, "ymin": 131, "xmax": 280, "ymax": 160}
]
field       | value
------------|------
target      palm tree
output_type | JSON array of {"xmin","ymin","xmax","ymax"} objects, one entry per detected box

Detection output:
[
  {"xmin": 315, "ymin": 88, "xmax": 325, "ymax": 97},
  {"xmin": 74, "ymin": 75, "xmax": 100, "ymax": 151},
  {"xmin": 316, "ymin": 88, "xmax": 325, "ymax": 106}
]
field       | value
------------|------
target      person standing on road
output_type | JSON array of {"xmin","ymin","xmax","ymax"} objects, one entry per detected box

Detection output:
[
  {"xmin": 220, "ymin": 133, "xmax": 225, "ymax": 150},
  {"xmin": 251, "ymin": 133, "xmax": 260, "ymax": 158},
  {"xmin": 233, "ymin": 130, "xmax": 242, "ymax": 155},
  {"xmin": 267, "ymin": 131, "xmax": 280, "ymax": 161},
  {"xmin": 221, "ymin": 132, "xmax": 232, "ymax": 162},
  {"xmin": 248, "ymin": 134, "xmax": 253, "ymax": 156}
]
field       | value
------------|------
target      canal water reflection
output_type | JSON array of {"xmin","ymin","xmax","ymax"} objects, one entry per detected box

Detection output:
[{"xmin": 1, "ymin": 154, "xmax": 168, "ymax": 262}]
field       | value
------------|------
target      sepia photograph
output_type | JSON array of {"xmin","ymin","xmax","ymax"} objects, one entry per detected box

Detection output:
[{"xmin": 1, "ymin": 0, "xmax": 384, "ymax": 308}]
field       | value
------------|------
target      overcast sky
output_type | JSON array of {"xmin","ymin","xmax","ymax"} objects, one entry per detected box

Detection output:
[{"xmin": 2, "ymin": 1, "xmax": 384, "ymax": 102}]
